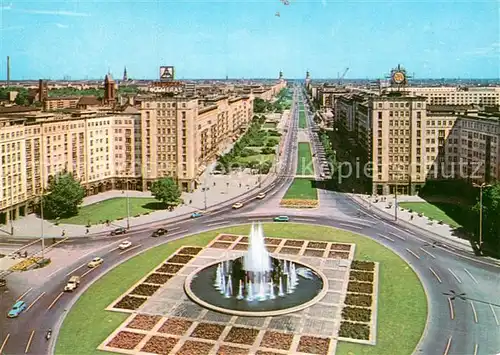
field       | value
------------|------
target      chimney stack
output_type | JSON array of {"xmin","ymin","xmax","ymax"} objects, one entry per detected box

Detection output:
[{"xmin": 7, "ymin": 56, "xmax": 10, "ymax": 85}]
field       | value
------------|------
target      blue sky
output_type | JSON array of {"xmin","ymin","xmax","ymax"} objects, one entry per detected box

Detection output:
[{"xmin": 0, "ymin": 0, "xmax": 499, "ymax": 80}]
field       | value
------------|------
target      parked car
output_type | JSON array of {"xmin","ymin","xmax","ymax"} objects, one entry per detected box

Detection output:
[
  {"xmin": 64, "ymin": 275, "xmax": 81, "ymax": 292},
  {"xmin": 119, "ymin": 241, "xmax": 132, "ymax": 250},
  {"xmin": 256, "ymin": 193, "xmax": 266, "ymax": 199},
  {"xmin": 7, "ymin": 301, "xmax": 26, "ymax": 318},
  {"xmin": 151, "ymin": 228, "xmax": 168, "ymax": 237},
  {"xmin": 191, "ymin": 212, "xmax": 203, "ymax": 218},
  {"xmin": 87, "ymin": 257, "xmax": 104, "ymax": 268},
  {"xmin": 232, "ymin": 202, "xmax": 244, "ymax": 209},
  {"xmin": 0, "ymin": 279, "xmax": 6, "ymax": 287},
  {"xmin": 110, "ymin": 227, "xmax": 127, "ymax": 236},
  {"xmin": 273, "ymin": 216, "xmax": 290, "ymax": 222}
]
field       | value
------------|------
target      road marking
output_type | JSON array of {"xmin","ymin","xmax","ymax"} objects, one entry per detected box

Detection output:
[
  {"xmin": 47, "ymin": 292, "xmax": 64, "ymax": 310},
  {"xmin": 405, "ymin": 248, "xmax": 420, "ymax": 259},
  {"xmin": 490, "ymin": 304, "xmax": 499, "ymax": 326},
  {"xmin": 206, "ymin": 221, "xmax": 227, "ymax": 227},
  {"xmin": 464, "ymin": 268, "xmax": 478, "ymax": 284},
  {"xmin": 26, "ymin": 292, "xmax": 45, "ymax": 312},
  {"xmin": 81, "ymin": 265, "xmax": 99, "ymax": 278},
  {"xmin": 429, "ymin": 267, "xmax": 442, "ymax": 283},
  {"xmin": 24, "ymin": 330, "xmax": 35, "ymax": 353},
  {"xmin": 16, "ymin": 288, "xmax": 33, "ymax": 302},
  {"xmin": 0, "ymin": 242, "xmax": 24, "ymax": 246},
  {"xmin": 389, "ymin": 232, "xmax": 406, "ymax": 241},
  {"xmin": 377, "ymin": 233, "xmax": 394, "ymax": 242},
  {"xmin": 295, "ymin": 218, "xmax": 316, "ymax": 222},
  {"xmin": 169, "ymin": 227, "xmax": 180, "ymax": 232},
  {"xmin": 0, "ymin": 334, "xmax": 10, "ymax": 354},
  {"xmin": 109, "ymin": 246, "xmax": 120, "ymax": 252},
  {"xmin": 65, "ymin": 263, "xmax": 86, "ymax": 277},
  {"xmin": 170, "ymin": 229, "xmax": 189, "ymax": 235},
  {"xmin": 119, "ymin": 244, "xmax": 142, "ymax": 255},
  {"xmin": 448, "ymin": 298, "xmax": 455, "ymax": 320},
  {"xmin": 473, "ymin": 344, "xmax": 478, "ymax": 355},
  {"xmin": 444, "ymin": 336, "xmax": 452, "ymax": 355},
  {"xmin": 448, "ymin": 268, "xmax": 462, "ymax": 284},
  {"xmin": 339, "ymin": 223, "xmax": 363, "ymax": 230},
  {"xmin": 470, "ymin": 301, "xmax": 478, "ymax": 323},
  {"xmin": 419, "ymin": 247, "xmax": 436, "ymax": 259},
  {"xmin": 404, "ymin": 229, "xmax": 416, "ymax": 236}
]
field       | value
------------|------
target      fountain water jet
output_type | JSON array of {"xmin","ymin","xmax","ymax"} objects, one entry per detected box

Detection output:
[
  {"xmin": 224, "ymin": 278, "xmax": 233, "ymax": 298},
  {"xmin": 278, "ymin": 277, "xmax": 285, "ymax": 297}
]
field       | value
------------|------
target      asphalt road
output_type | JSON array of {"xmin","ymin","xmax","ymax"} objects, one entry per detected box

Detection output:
[{"xmin": 1, "ymin": 87, "xmax": 499, "ymax": 355}]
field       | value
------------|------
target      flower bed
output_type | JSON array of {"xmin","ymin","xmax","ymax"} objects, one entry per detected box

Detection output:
[
  {"xmin": 260, "ymin": 331, "xmax": 294, "ymax": 350},
  {"xmin": 158, "ymin": 318, "xmax": 193, "ymax": 335},
  {"xmin": 341, "ymin": 306, "xmax": 371, "ymax": 322},
  {"xmin": 240, "ymin": 237, "xmax": 249, "ymax": 243},
  {"xmin": 328, "ymin": 251, "xmax": 349, "ymax": 259},
  {"xmin": 266, "ymin": 246, "xmax": 278, "ymax": 253},
  {"xmin": 279, "ymin": 199, "xmax": 318, "ymax": 208},
  {"xmin": 178, "ymin": 246, "xmax": 203, "ymax": 255},
  {"xmin": 144, "ymin": 273, "xmax": 173, "ymax": 285},
  {"xmin": 141, "ymin": 336, "xmax": 178, "ymax": 354},
  {"xmin": 210, "ymin": 242, "xmax": 232, "ymax": 249},
  {"xmin": 330, "ymin": 243, "xmax": 351, "ymax": 251},
  {"xmin": 339, "ymin": 321, "xmax": 370, "ymax": 340},
  {"xmin": 9, "ymin": 257, "xmax": 43, "ymax": 271},
  {"xmin": 279, "ymin": 247, "xmax": 301, "ymax": 255},
  {"xmin": 347, "ymin": 282, "xmax": 373, "ymax": 294},
  {"xmin": 284, "ymin": 240, "xmax": 304, "ymax": 247},
  {"xmin": 177, "ymin": 340, "xmax": 213, "ymax": 355},
  {"xmin": 307, "ymin": 241, "xmax": 327, "ymax": 249},
  {"xmin": 218, "ymin": 234, "xmax": 239, "ymax": 242},
  {"xmin": 167, "ymin": 255, "xmax": 193, "ymax": 264},
  {"xmin": 304, "ymin": 249, "xmax": 324, "ymax": 257},
  {"xmin": 256, "ymin": 351, "xmax": 282, "ymax": 355},
  {"xmin": 345, "ymin": 294, "xmax": 372, "ymax": 307},
  {"xmin": 127, "ymin": 314, "xmax": 162, "ymax": 330},
  {"xmin": 156, "ymin": 263, "xmax": 184, "ymax": 274},
  {"xmin": 217, "ymin": 345, "xmax": 250, "ymax": 354},
  {"xmin": 264, "ymin": 238, "xmax": 281, "ymax": 245},
  {"xmin": 190, "ymin": 323, "xmax": 226, "ymax": 340},
  {"xmin": 297, "ymin": 335, "xmax": 330, "ymax": 355},
  {"xmin": 233, "ymin": 243, "xmax": 248, "ymax": 250},
  {"xmin": 349, "ymin": 271, "xmax": 374, "ymax": 282},
  {"xmin": 224, "ymin": 326, "xmax": 259, "ymax": 345},
  {"xmin": 114, "ymin": 295, "xmax": 147, "ymax": 310},
  {"xmin": 107, "ymin": 331, "xmax": 145, "ymax": 350},
  {"xmin": 351, "ymin": 260, "xmax": 375, "ymax": 271},
  {"xmin": 130, "ymin": 284, "xmax": 160, "ymax": 297}
]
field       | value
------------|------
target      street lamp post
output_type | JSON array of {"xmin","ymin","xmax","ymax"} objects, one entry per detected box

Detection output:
[
  {"xmin": 125, "ymin": 179, "xmax": 130, "ymax": 230},
  {"xmin": 203, "ymin": 186, "xmax": 209, "ymax": 211},
  {"xmin": 472, "ymin": 182, "xmax": 492, "ymax": 251},
  {"xmin": 40, "ymin": 192, "xmax": 45, "ymax": 259}
]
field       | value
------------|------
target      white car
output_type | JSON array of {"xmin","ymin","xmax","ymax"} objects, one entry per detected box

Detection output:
[
  {"xmin": 256, "ymin": 193, "xmax": 266, "ymax": 199},
  {"xmin": 119, "ymin": 241, "xmax": 132, "ymax": 250},
  {"xmin": 232, "ymin": 202, "xmax": 244, "ymax": 209},
  {"xmin": 87, "ymin": 257, "xmax": 103, "ymax": 268}
]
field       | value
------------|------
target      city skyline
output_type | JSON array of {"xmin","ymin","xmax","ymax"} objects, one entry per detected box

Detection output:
[{"xmin": 0, "ymin": 0, "xmax": 499, "ymax": 80}]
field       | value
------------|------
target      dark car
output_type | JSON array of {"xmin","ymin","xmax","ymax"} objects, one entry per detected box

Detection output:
[
  {"xmin": 110, "ymin": 227, "xmax": 127, "ymax": 236},
  {"xmin": 152, "ymin": 228, "xmax": 168, "ymax": 237},
  {"xmin": 0, "ymin": 279, "xmax": 6, "ymax": 287}
]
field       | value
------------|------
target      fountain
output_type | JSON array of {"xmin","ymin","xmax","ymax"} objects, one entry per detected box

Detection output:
[{"xmin": 186, "ymin": 222, "xmax": 325, "ymax": 316}]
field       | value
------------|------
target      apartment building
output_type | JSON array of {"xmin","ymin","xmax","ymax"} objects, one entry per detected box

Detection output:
[
  {"xmin": 140, "ymin": 94, "xmax": 254, "ymax": 192},
  {"xmin": 335, "ymin": 91, "xmax": 500, "ymax": 195},
  {"xmin": 387, "ymin": 86, "xmax": 500, "ymax": 106}
]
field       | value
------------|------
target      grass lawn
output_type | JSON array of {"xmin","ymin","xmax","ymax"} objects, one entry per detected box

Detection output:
[
  {"xmin": 55, "ymin": 224, "xmax": 426, "ymax": 355},
  {"xmin": 58, "ymin": 197, "xmax": 161, "ymax": 225},
  {"xmin": 283, "ymin": 178, "xmax": 318, "ymax": 200},
  {"xmin": 263, "ymin": 122, "xmax": 277, "ymax": 129},
  {"xmin": 299, "ymin": 110, "xmax": 307, "ymax": 128},
  {"xmin": 297, "ymin": 142, "xmax": 314, "ymax": 175},
  {"xmin": 398, "ymin": 201, "xmax": 466, "ymax": 228},
  {"xmin": 237, "ymin": 153, "xmax": 275, "ymax": 164}
]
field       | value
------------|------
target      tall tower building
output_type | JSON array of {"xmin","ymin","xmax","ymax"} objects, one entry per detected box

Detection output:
[
  {"xmin": 104, "ymin": 73, "xmax": 116, "ymax": 104},
  {"xmin": 305, "ymin": 71, "xmax": 311, "ymax": 89},
  {"xmin": 6, "ymin": 56, "xmax": 10, "ymax": 85},
  {"xmin": 279, "ymin": 71, "xmax": 283, "ymax": 80},
  {"xmin": 38, "ymin": 79, "xmax": 48, "ymax": 102},
  {"xmin": 123, "ymin": 66, "xmax": 128, "ymax": 81}
]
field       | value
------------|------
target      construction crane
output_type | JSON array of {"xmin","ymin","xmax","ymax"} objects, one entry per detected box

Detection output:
[{"xmin": 338, "ymin": 67, "xmax": 349, "ymax": 85}]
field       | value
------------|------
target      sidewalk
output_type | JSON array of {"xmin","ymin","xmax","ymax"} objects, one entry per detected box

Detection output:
[
  {"xmin": 349, "ymin": 193, "xmax": 473, "ymax": 250},
  {"xmin": 3, "ymin": 171, "xmax": 274, "ymax": 239}
]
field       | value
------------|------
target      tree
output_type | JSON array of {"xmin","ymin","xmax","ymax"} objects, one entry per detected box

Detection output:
[
  {"xmin": 150, "ymin": 178, "xmax": 182, "ymax": 207},
  {"xmin": 472, "ymin": 183, "xmax": 500, "ymax": 255},
  {"xmin": 42, "ymin": 173, "xmax": 85, "ymax": 219}
]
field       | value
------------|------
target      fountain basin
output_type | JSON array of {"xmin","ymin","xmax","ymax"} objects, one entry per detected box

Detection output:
[{"xmin": 184, "ymin": 257, "xmax": 328, "ymax": 317}]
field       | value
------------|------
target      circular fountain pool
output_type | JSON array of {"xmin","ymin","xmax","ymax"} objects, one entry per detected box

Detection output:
[{"xmin": 184, "ymin": 256, "xmax": 327, "ymax": 317}]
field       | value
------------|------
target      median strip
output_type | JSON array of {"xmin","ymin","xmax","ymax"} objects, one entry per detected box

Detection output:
[
  {"xmin": 24, "ymin": 330, "xmax": 35, "ymax": 353},
  {"xmin": 26, "ymin": 292, "xmax": 45, "ymax": 312},
  {"xmin": 47, "ymin": 292, "xmax": 64, "ymax": 310}
]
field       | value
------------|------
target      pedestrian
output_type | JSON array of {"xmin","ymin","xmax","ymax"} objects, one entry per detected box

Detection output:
[
  {"xmin": 24, "ymin": 251, "xmax": 28, "ymax": 258},
  {"xmin": 86, "ymin": 228, "xmax": 89, "ymax": 234},
  {"xmin": 213, "ymin": 182, "xmax": 216, "ymax": 187},
  {"xmin": 189, "ymin": 199, "xmax": 192, "ymax": 204},
  {"xmin": 61, "ymin": 230, "xmax": 66, "ymax": 237},
  {"xmin": 410, "ymin": 215, "xmax": 414, "ymax": 221}
]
